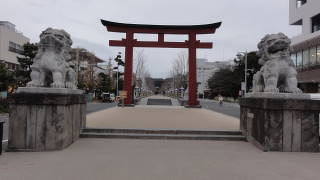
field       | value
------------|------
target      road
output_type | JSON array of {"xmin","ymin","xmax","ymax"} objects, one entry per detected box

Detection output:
[
  {"xmin": 199, "ymin": 99, "xmax": 240, "ymax": 118},
  {"xmin": 86, "ymin": 102, "xmax": 116, "ymax": 114}
]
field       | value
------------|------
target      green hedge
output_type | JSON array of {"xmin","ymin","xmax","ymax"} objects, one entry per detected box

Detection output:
[{"xmin": 0, "ymin": 98, "xmax": 8, "ymax": 113}]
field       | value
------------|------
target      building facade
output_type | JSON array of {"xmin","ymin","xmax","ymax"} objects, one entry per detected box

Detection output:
[
  {"xmin": 70, "ymin": 48, "xmax": 105, "ymax": 91},
  {"xmin": 0, "ymin": 21, "xmax": 29, "ymax": 71},
  {"xmin": 196, "ymin": 58, "xmax": 232, "ymax": 96},
  {"xmin": 289, "ymin": 0, "xmax": 320, "ymax": 92}
]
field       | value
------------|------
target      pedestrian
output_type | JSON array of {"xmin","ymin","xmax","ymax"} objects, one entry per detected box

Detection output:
[{"xmin": 218, "ymin": 95, "xmax": 223, "ymax": 106}]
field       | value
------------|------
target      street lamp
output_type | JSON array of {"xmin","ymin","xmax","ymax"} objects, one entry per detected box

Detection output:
[{"xmin": 238, "ymin": 51, "xmax": 248, "ymax": 94}]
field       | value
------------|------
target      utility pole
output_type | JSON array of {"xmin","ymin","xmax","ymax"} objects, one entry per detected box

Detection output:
[
  {"xmin": 244, "ymin": 50, "xmax": 248, "ymax": 94},
  {"xmin": 114, "ymin": 52, "xmax": 123, "ymax": 97},
  {"xmin": 239, "ymin": 51, "xmax": 248, "ymax": 94},
  {"xmin": 202, "ymin": 70, "xmax": 205, "ymax": 99}
]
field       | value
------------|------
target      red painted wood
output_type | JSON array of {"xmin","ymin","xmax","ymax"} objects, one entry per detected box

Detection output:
[
  {"xmin": 123, "ymin": 32, "xmax": 134, "ymax": 105},
  {"xmin": 158, "ymin": 33, "xmax": 164, "ymax": 42},
  {"xmin": 106, "ymin": 26, "xmax": 216, "ymax": 34},
  {"xmin": 187, "ymin": 33, "xmax": 199, "ymax": 107},
  {"xmin": 109, "ymin": 40, "xmax": 212, "ymax": 49}
]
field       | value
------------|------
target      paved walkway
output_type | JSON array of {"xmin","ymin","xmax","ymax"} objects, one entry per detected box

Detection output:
[
  {"xmin": 1, "ymin": 139, "xmax": 319, "ymax": 180},
  {"xmin": 138, "ymin": 95, "xmax": 180, "ymax": 106},
  {"xmin": 86, "ymin": 103, "xmax": 239, "ymax": 131},
  {"xmin": 200, "ymin": 99, "xmax": 240, "ymax": 118}
]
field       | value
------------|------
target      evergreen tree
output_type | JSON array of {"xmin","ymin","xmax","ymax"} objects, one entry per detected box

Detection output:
[
  {"xmin": 0, "ymin": 64, "xmax": 14, "ymax": 91},
  {"xmin": 15, "ymin": 43, "xmax": 38, "ymax": 86},
  {"xmin": 207, "ymin": 68, "xmax": 240, "ymax": 99},
  {"xmin": 207, "ymin": 51, "xmax": 261, "ymax": 99},
  {"xmin": 96, "ymin": 72, "xmax": 112, "ymax": 97}
]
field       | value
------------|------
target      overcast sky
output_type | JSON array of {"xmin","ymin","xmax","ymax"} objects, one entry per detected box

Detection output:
[{"xmin": 1, "ymin": 0, "xmax": 300, "ymax": 77}]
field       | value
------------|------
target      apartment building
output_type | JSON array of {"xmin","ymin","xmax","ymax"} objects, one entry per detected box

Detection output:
[
  {"xmin": 197, "ymin": 58, "xmax": 232, "ymax": 96},
  {"xmin": 289, "ymin": 0, "xmax": 320, "ymax": 92},
  {"xmin": 0, "ymin": 21, "xmax": 29, "ymax": 71}
]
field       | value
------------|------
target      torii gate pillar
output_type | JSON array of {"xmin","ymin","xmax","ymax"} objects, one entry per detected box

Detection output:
[
  {"xmin": 187, "ymin": 33, "xmax": 199, "ymax": 107},
  {"xmin": 123, "ymin": 32, "xmax": 134, "ymax": 105}
]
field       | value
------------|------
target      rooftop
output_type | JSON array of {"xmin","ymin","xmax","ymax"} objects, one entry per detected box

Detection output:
[{"xmin": 101, "ymin": 19, "xmax": 222, "ymax": 34}]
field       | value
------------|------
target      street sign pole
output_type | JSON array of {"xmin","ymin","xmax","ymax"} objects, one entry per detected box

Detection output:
[{"xmin": 244, "ymin": 50, "xmax": 248, "ymax": 94}]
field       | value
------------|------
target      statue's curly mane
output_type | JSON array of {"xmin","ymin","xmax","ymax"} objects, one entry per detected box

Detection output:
[
  {"xmin": 256, "ymin": 33, "xmax": 291, "ymax": 65},
  {"xmin": 37, "ymin": 28, "xmax": 72, "ymax": 63}
]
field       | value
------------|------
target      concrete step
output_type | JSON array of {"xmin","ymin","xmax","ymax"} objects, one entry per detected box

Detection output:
[
  {"xmin": 82, "ymin": 128, "xmax": 242, "ymax": 136},
  {"xmin": 80, "ymin": 128, "xmax": 245, "ymax": 141}
]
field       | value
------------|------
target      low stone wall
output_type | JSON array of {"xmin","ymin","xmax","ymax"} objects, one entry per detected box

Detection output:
[
  {"xmin": 8, "ymin": 93, "xmax": 86, "ymax": 151},
  {"xmin": 239, "ymin": 97, "xmax": 319, "ymax": 152}
]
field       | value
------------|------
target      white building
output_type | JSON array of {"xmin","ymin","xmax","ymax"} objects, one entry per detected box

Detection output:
[
  {"xmin": 196, "ymin": 58, "xmax": 232, "ymax": 96},
  {"xmin": 289, "ymin": 0, "xmax": 320, "ymax": 92},
  {"xmin": 0, "ymin": 21, "xmax": 29, "ymax": 71}
]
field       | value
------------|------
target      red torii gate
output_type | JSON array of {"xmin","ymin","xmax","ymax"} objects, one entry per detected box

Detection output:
[{"xmin": 101, "ymin": 19, "xmax": 221, "ymax": 107}]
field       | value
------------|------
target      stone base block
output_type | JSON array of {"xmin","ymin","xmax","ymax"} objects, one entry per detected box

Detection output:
[
  {"xmin": 8, "ymin": 92, "xmax": 86, "ymax": 151},
  {"xmin": 240, "ymin": 95, "xmax": 319, "ymax": 152}
]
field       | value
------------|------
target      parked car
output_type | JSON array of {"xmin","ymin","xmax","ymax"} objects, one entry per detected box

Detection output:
[{"xmin": 101, "ymin": 93, "xmax": 115, "ymax": 103}]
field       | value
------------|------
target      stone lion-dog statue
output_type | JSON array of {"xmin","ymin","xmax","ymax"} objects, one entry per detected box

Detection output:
[
  {"xmin": 252, "ymin": 33, "xmax": 302, "ymax": 93},
  {"xmin": 27, "ymin": 28, "xmax": 77, "ymax": 89}
]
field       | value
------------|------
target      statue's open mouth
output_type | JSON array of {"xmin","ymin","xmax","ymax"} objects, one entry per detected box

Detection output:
[
  {"xmin": 41, "ymin": 37, "xmax": 63, "ymax": 48},
  {"xmin": 268, "ymin": 40, "xmax": 288, "ymax": 53}
]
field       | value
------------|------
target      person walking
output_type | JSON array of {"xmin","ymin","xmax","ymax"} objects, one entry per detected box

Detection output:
[{"xmin": 218, "ymin": 95, "xmax": 224, "ymax": 106}]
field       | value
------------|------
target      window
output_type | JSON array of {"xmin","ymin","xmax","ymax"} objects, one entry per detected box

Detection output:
[
  {"xmin": 291, "ymin": 53, "xmax": 297, "ymax": 67},
  {"xmin": 303, "ymin": 49, "xmax": 310, "ymax": 67},
  {"xmin": 296, "ymin": 0, "xmax": 307, "ymax": 8},
  {"xmin": 297, "ymin": 51, "xmax": 303, "ymax": 68},
  {"xmin": 310, "ymin": 47, "xmax": 317, "ymax": 65},
  {"xmin": 317, "ymin": 46, "xmax": 320, "ymax": 63},
  {"xmin": 8, "ymin": 41, "xmax": 23, "ymax": 54},
  {"xmin": 312, "ymin": 13, "xmax": 320, "ymax": 33}
]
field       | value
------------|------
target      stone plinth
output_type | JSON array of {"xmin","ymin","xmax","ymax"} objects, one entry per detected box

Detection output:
[
  {"xmin": 8, "ymin": 89, "xmax": 86, "ymax": 152},
  {"xmin": 240, "ymin": 94, "xmax": 319, "ymax": 152}
]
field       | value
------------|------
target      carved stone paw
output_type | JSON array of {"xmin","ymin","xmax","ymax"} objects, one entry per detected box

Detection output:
[
  {"xmin": 51, "ymin": 82, "xmax": 65, "ymax": 88},
  {"xmin": 66, "ymin": 82, "xmax": 76, "ymax": 89},
  {"xmin": 27, "ymin": 81, "xmax": 40, "ymax": 87},
  {"xmin": 264, "ymin": 87, "xmax": 279, "ymax": 93},
  {"xmin": 253, "ymin": 85, "xmax": 264, "ymax": 92},
  {"xmin": 286, "ymin": 87, "xmax": 302, "ymax": 94}
]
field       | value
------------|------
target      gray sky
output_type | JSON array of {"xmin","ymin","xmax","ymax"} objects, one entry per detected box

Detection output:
[{"xmin": 1, "ymin": 0, "xmax": 300, "ymax": 77}]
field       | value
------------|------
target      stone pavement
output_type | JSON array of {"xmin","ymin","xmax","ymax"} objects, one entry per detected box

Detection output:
[
  {"xmin": 86, "ymin": 105, "xmax": 239, "ymax": 130},
  {"xmin": 200, "ymin": 99, "xmax": 240, "ymax": 118},
  {"xmin": 1, "ymin": 139, "xmax": 319, "ymax": 180},
  {"xmin": 138, "ymin": 95, "xmax": 180, "ymax": 106}
]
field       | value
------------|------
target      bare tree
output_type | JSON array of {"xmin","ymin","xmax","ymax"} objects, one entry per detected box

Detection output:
[
  {"xmin": 133, "ymin": 49, "xmax": 146, "ymax": 88},
  {"xmin": 170, "ymin": 52, "xmax": 188, "ymax": 90},
  {"xmin": 133, "ymin": 49, "xmax": 150, "ymax": 96}
]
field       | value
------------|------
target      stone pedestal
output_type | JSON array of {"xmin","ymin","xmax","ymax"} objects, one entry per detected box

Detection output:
[
  {"xmin": 8, "ymin": 88, "xmax": 86, "ymax": 151},
  {"xmin": 239, "ymin": 93, "xmax": 320, "ymax": 152}
]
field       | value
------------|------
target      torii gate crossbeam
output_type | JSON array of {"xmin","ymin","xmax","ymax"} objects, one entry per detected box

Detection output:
[{"xmin": 101, "ymin": 19, "xmax": 221, "ymax": 107}]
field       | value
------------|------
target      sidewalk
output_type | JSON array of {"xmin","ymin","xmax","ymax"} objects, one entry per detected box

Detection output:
[
  {"xmin": 137, "ymin": 95, "xmax": 180, "ymax": 106},
  {"xmin": 86, "ymin": 106, "xmax": 239, "ymax": 131},
  {"xmin": 1, "ymin": 139, "xmax": 319, "ymax": 180}
]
